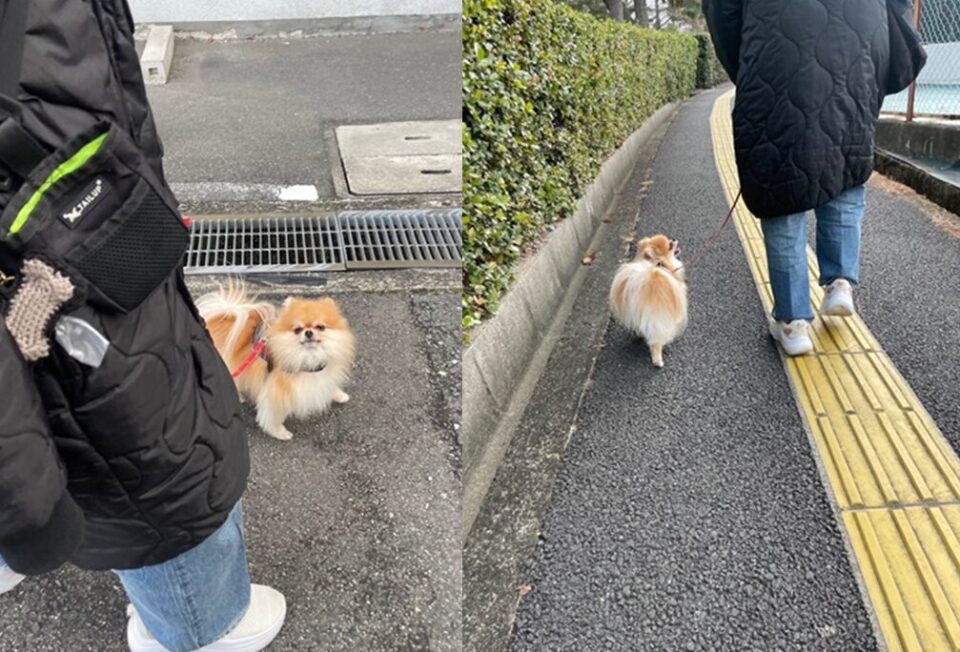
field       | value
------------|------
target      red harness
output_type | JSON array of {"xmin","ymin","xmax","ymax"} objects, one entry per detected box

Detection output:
[{"xmin": 231, "ymin": 339, "xmax": 268, "ymax": 379}]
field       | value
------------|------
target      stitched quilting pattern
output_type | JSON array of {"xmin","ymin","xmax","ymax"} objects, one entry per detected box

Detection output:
[{"xmin": 731, "ymin": 0, "xmax": 887, "ymax": 218}]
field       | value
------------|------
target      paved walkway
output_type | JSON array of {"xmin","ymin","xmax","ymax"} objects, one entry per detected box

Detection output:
[
  {"xmin": 511, "ymin": 87, "xmax": 960, "ymax": 650},
  {"xmin": 146, "ymin": 30, "xmax": 461, "ymax": 215}
]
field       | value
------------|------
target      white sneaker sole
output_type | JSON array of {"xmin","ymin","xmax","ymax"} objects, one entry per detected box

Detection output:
[
  {"xmin": 820, "ymin": 283, "xmax": 855, "ymax": 317},
  {"xmin": 820, "ymin": 301, "xmax": 854, "ymax": 317},
  {"xmin": 0, "ymin": 569, "xmax": 25, "ymax": 595},
  {"xmin": 127, "ymin": 599, "xmax": 286, "ymax": 652},
  {"xmin": 769, "ymin": 322, "xmax": 813, "ymax": 357}
]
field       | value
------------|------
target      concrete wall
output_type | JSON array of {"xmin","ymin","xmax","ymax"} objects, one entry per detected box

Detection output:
[
  {"xmin": 876, "ymin": 118, "xmax": 960, "ymax": 163},
  {"xmin": 127, "ymin": 1, "xmax": 461, "ymax": 23}
]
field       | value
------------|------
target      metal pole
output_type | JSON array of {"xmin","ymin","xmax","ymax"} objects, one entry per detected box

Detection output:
[{"xmin": 905, "ymin": 0, "xmax": 923, "ymax": 121}]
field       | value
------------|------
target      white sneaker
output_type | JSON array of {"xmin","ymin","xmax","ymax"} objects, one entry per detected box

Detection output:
[
  {"xmin": 769, "ymin": 319, "xmax": 814, "ymax": 356},
  {"xmin": 0, "ymin": 566, "xmax": 25, "ymax": 595},
  {"xmin": 820, "ymin": 279, "xmax": 855, "ymax": 317},
  {"xmin": 127, "ymin": 584, "xmax": 287, "ymax": 652}
]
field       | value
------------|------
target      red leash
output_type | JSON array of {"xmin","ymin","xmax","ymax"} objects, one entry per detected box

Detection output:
[
  {"xmin": 674, "ymin": 189, "xmax": 742, "ymax": 273},
  {"xmin": 231, "ymin": 339, "xmax": 267, "ymax": 379}
]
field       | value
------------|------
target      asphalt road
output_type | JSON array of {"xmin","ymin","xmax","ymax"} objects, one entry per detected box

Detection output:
[
  {"xmin": 145, "ymin": 31, "xmax": 461, "ymax": 212},
  {"xmin": 0, "ymin": 271, "xmax": 461, "ymax": 652},
  {"xmin": 510, "ymin": 88, "xmax": 878, "ymax": 651}
]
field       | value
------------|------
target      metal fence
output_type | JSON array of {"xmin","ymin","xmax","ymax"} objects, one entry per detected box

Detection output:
[{"xmin": 883, "ymin": 0, "xmax": 960, "ymax": 119}]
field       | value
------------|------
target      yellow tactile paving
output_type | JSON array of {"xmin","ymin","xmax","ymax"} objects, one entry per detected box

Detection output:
[{"xmin": 710, "ymin": 89, "xmax": 960, "ymax": 651}]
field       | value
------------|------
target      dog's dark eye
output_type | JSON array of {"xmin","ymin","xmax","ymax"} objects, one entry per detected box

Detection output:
[
  {"xmin": 293, "ymin": 327, "xmax": 304, "ymax": 335},
  {"xmin": 316, "ymin": 324, "xmax": 326, "ymax": 331}
]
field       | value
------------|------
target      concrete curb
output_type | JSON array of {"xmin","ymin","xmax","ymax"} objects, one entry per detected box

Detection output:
[
  {"xmin": 874, "ymin": 117, "xmax": 960, "ymax": 217},
  {"xmin": 874, "ymin": 148, "xmax": 960, "ymax": 217},
  {"xmin": 462, "ymin": 101, "xmax": 680, "ymax": 540},
  {"xmin": 140, "ymin": 15, "xmax": 461, "ymax": 40}
]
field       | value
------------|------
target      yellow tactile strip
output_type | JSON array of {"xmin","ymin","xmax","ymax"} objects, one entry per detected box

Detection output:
[{"xmin": 710, "ymin": 89, "xmax": 960, "ymax": 652}]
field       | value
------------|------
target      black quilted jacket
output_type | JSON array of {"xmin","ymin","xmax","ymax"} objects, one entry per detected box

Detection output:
[
  {"xmin": 704, "ymin": 0, "xmax": 925, "ymax": 218},
  {"xmin": 0, "ymin": 0, "xmax": 247, "ymax": 574}
]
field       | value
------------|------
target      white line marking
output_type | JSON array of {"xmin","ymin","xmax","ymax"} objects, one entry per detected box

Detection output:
[
  {"xmin": 278, "ymin": 184, "xmax": 320, "ymax": 201},
  {"xmin": 170, "ymin": 182, "xmax": 320, "ymax": 203}
]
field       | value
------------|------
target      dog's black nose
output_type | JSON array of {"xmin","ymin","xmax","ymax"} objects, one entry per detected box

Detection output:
[{"xmin": 304, "ymin": 330, "xmax": 315, "ymax": 340}]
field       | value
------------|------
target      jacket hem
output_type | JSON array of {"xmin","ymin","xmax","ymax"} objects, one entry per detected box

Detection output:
[{"xmin": 0, "ymin": 492, "xmax": 84, "ymax": 575}]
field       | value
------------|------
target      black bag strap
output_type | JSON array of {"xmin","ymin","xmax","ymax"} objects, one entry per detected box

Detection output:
[
  {"xmin": 0, "ymin": 0, "xmax": 46, "ymax": 184},
  {"xmin": 0, "ymin": 0, "xmax": 28, "ymax": 99}
]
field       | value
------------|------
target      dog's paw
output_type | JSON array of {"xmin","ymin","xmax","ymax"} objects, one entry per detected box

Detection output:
[
  {"xmin": 267, "ymin": 426, "xmax": 294, "ymax": 441},
  {"xmin": 333, "ymin": 389, "xmax": 350, "ymax": 404},
  {"xmin": 649, "ymin": 345, "xmax": 664, "ymax": 368}
]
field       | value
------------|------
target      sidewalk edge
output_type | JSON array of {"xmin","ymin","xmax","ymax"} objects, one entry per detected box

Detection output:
[
  {"xmin": 874, "ymin": 147, "xmax": 960, "ymax": 217},
  {"xmin": 139, "ymin": 14, "xmax": 461, "ymax": 40}
]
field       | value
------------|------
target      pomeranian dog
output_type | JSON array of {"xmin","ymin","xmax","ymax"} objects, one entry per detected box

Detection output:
[
  {"xmin": 196, "ymin": 283, "xmax": 356, "ymax": 440},
  {"xmin": 609, "ymin": 234, "xmax": 688, "ymax": 368}
]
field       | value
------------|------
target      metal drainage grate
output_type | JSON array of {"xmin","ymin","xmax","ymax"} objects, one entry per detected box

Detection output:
[
  {"xmin": 184, "ymin": 216, "xmax": 344, "ymax": 274},
  {"xmin": 337, "ymin": 209, "xmax": 462, "ymax": 269},
  {"xmin": 183, "ymin": 209, "xmax": 462, "ymax": 274}
]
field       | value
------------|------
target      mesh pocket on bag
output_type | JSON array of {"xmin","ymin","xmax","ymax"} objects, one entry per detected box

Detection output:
[{"xmin": 75, "ymin": 188, "xmax": 188, "ymax": 311}]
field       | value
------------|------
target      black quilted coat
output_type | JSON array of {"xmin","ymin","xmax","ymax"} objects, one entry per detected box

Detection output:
[
  {"xmin": 0, "ymin": 0, "xmax": 247, "ymax": 574},
  {"xmin": 704, "ymin": 0, "xmax": 926, "ymax": 218}
]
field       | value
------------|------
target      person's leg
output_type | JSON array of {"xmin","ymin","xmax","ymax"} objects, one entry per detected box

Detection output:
[
  {"xmin": 760, "ymin": 211, "xmax": 814, "ymax": 322},
  {"xmin": 815, "ymin": 185, "xmax": 866, "ymax": 286},
  {"xmin": 115, "ymin": 503, "xmax": 251, "ymax": 652}
]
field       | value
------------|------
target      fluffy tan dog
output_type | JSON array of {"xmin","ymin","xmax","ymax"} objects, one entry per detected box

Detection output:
[
  {"xmin": 196, "ymin": 283, "xmax": 356, "ymax": 440},
  {"xmin": 609, "ymin": 235, "xmax": 688, "ymax": 368}
]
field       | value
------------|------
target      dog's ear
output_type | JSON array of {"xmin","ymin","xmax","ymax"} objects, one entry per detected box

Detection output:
[
  {"xmin": 639, "ymin": 244, "xmax": 658, "ymax": 261},
  {"xmin": 634, "ymin": 238, "xmax": 651, "ymax": 261}
]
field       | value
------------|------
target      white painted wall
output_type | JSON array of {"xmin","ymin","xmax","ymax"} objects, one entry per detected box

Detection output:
[{"xmin": 127, "ymin": 0, "xmax": 461, "ymax": 23}]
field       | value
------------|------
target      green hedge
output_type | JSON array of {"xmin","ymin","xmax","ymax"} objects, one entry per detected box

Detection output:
[
  {"xmin": 694, "ymin": 33, "xmax": 729, "ymax": 89},
  {"xmin": 462, "ymin": 0, "xmax": 699, "ymax": 327}
]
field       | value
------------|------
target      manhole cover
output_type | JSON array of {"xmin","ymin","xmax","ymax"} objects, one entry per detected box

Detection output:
[
  {"xmin": 336, "ymin": 120, "xmax": 462, "ymax": 195},
  {"xmin": 184, "ymin": 209, "xmax": 462, "ymax": 274},
  {"xmin": 341, "ymin": 155, "xmax": 461, "ymax": 195}
]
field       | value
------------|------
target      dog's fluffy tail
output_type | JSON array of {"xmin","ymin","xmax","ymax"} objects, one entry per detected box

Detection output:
[
  {"xmin": 609, "ymin": 262, "xmax": 687, "ymax": 345},
  {"xmin": 195, "ymin": 280, "xmax": 275, "ymax": 353}
]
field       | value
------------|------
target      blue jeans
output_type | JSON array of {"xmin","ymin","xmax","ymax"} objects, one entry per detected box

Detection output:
[
  {"xmin": 760, "ymin": 185, "xmax": 866, "ymax": 322},
  {"xmin": 1, "ymin": 503, "xmax": 250, "ymax": 652}
]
